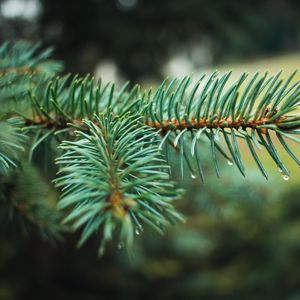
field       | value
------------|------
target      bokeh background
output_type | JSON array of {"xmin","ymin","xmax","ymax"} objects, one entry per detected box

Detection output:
[{"xmin": 1, "ymin": 0, "xmax": 300, "ymax": 299}]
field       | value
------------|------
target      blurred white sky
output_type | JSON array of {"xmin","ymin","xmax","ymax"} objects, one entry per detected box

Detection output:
[{"xmin": 0, "ymin": 0, "xmax": 40, "ymax": 19}]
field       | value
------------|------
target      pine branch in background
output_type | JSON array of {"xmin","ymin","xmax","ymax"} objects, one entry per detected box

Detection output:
[
  {"xmin": 0, "ymin": 42, "xmax": 64, "ymax": 243},
  {"xmin": 0, "ymin": 162, "xmax": 63, "ymax": 241},
  {"xmin": 0, "ymin": 116, "xmax": 26, "ymax": 173},
  {"xmin": 0, "ymin": 41, "xmax": 300, "ymax": 255},
  {"xmin": 0, "ymin": 41, "xmax": 63, "ymax": 104}
]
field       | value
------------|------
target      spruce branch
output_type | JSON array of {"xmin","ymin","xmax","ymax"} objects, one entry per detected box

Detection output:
[
  {"xmin": 0, "ymin": 162, "xmax": 63, "ymax": 241},
  {"xmin": 22, "ymin": 71, "xmax": 300, "ymax": 181},
  {"xmin": 0, "ymin": 41, "xmax": 63, "ymax": 103},
  {"xmin": 1, "ymin": 41, "xmax": 300, "ymax": 256},
  {"xmin": 0, "ymin": 117, "xmax": 26, "ymax": 173},
  {"xmin": 0, "ymin": 41, "xmax": 64, "ymax": 242},
  {"xmin": 144, "ymin": 72, "xmax": 300, "ymax": 180},
  {"xmin": 0, "ymin": 41, "xmax": 62, "ymax": 76},
  {"xmin": 54, "ymin": 112, "xmax": 184, "ymax": 256}
]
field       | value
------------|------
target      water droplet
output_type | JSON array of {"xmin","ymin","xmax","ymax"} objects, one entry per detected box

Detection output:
[
  {"xmin": 214, "ymin": 134, "xmax": 220, "ymax": 141},
  {"xmin": 191, "ymin": 173, "xmax": 196, "ymax": 179},
  {"xmin": 135, "ymin": 225, "xmax": 143, "ymax": 235},
  {"xmin": 98, "ymin": 246, "xmax": 105, "ymax": 257},
  {"xmin": 227, "ymin": 160, "xmax": 233, "ymax": 166},
  {"xmin": 282, "ymin": 174, "xmax": 290, "ymax": 181}
]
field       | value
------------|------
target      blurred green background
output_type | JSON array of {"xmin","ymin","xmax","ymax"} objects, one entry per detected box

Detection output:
[{"xmin": 1, "ymin": 0, "xmax": 300, "ymax": 299}]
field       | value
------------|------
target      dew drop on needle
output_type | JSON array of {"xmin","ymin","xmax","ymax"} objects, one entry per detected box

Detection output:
[{"xmin": 282, "ymin": 174, "xmax": 290, "ymax": 181}]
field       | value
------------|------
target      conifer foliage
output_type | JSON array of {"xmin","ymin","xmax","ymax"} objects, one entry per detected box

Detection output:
[{"xmin": 1, "ymin": 41, "xmax": 299, "ymax": 255}]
